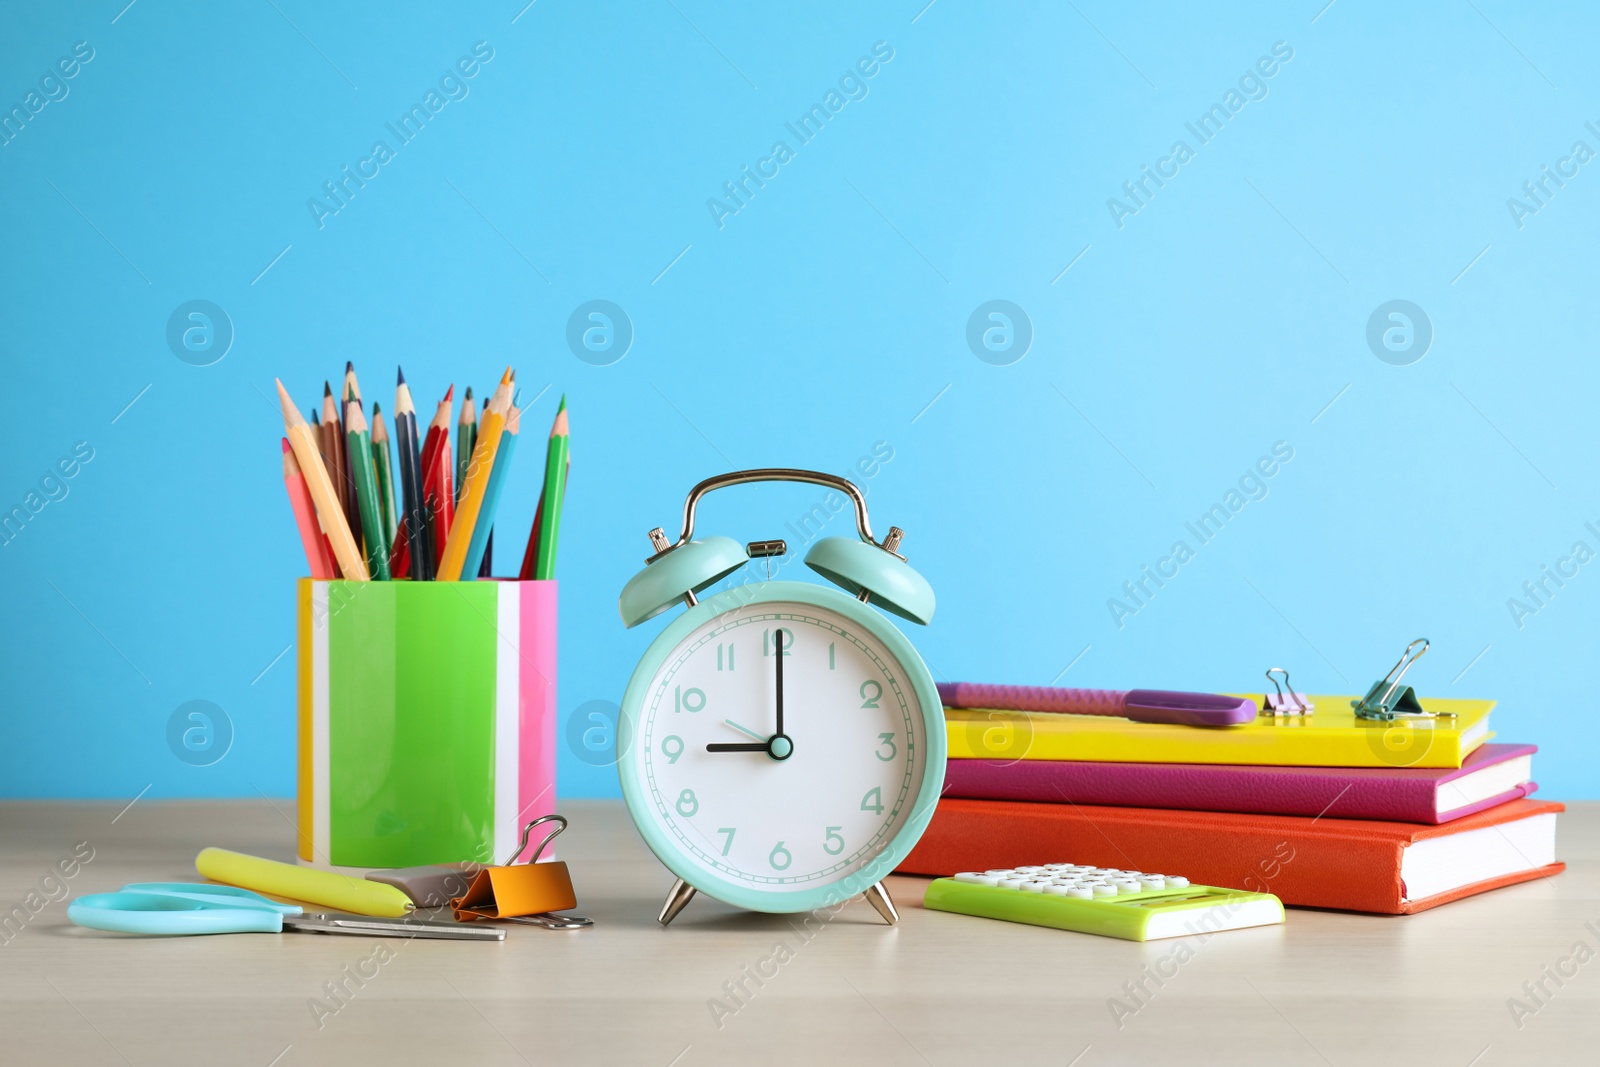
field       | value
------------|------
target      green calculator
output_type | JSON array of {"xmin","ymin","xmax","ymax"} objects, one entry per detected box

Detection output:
[{"xmin": 923, "ymin": 864, "xmax": 1284, "ymax": 942}]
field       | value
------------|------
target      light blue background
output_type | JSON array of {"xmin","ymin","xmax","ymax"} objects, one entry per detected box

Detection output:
[{"xmin": 2, "ymin": 1, "xmax": 1595, "ymax": 800}]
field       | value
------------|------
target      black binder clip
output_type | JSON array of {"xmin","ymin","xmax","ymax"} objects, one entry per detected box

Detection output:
[
  {"xmin": 1351, "ymin": 638, "xmax": 1454, "ymax": 721},
  {"xmin": 1263, "ymin": 667, "xmax": 1313, "ymax": 716}
]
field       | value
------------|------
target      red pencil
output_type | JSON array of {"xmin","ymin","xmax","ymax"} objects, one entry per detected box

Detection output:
[
  {"xmin": 518, "ymin": 486, "xmax": 543, "ymax": 580},
  {"xmin": 390, "ymin": 521, "xmax": 411, "ymax": 579},
  {"xmin": 282, "ymin": 438, "xmax": 338, "ymax": 579},
  {"xmin": 422, "ymin": 386, "xmax": 455, "ymax": 564}
]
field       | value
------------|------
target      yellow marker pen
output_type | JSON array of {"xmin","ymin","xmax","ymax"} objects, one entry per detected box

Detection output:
[{"xmin": 196, "ymin": 847, "xmax": 413, "ymax": 918}]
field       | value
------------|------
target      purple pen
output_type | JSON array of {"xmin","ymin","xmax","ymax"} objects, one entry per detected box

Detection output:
[{"xmin": 936, "ymin": 683, "xmax": 1257, "ymax": 727}]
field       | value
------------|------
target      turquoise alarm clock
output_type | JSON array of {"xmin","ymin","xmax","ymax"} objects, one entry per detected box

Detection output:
[{"xmin": 617, "ymin": 469, "xmax": 944, "ymax": 926}]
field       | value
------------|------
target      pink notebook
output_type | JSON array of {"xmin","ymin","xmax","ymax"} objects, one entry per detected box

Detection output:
[{"xmin": 943, "ymin": 743, "xmax": 1537, "ymax": 825}]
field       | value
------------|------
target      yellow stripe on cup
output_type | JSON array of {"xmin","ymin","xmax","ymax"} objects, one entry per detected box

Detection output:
[
  {"xmin": 296, "ymin": 578, "xmax": 314, "ymax": 862},
  {"xmin": 196, "ymin": 847, "xmax": 413, "ymax": 917}
]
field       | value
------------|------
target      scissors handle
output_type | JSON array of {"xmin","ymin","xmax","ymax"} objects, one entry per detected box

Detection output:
[
  {"xmin": 68, "ymin": 891, "xmax": 286, "ymax": 936},
  {"xmin": 121, "ymin": 882, "xmax": 302, "ymax": 914}
]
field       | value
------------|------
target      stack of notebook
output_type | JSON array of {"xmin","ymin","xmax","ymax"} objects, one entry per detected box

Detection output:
[{"xmin": 898, "ymin": 684, "xmax": 1563, "ymax": 914}]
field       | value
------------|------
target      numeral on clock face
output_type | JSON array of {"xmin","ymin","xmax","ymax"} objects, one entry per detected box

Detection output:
[
  {"xmin": 677, "ymin": 789, "xmax": 699, "ymax": 816},
  {"xmin": 861, "ymin": 786, "xmax": 884, "ymax": 814},
  {"xmin": 876, "ymin": 733, "xmax": 897, "ymax": 761}
]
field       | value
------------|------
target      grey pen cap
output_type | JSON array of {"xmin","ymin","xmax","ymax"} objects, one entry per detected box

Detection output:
[{"xmin": 365, "ymin": 863, "xmax": 484, "ymax": 908}]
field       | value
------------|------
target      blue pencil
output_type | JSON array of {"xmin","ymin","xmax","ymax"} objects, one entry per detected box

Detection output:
[{"xmin": 459, "ymin": 403, "xmax": 519, "ymax": 579}]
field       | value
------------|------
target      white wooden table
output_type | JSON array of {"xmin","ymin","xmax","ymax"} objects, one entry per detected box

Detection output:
[{"xmin": 1, "ymin": 798, "xmax": 1593, "ymax": 1066}]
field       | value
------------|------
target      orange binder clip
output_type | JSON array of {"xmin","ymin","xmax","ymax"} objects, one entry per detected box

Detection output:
[{"xmin": 450, "ymin": 815, "xmax": 589, "ymax": 928}]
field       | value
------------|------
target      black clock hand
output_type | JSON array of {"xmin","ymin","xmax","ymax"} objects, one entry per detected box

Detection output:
[
  {"xmin": 706, "ymin": 742, "xmax": 769, "ymax": 752},
  {"xmin": 774, "ymin": 627, "xmax": 784, "ymax": 739}
]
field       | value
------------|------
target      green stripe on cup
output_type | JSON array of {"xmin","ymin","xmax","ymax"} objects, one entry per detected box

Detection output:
[{"xmin": 326, "ymin": 581, "xmax": 501, "ymax": 867}]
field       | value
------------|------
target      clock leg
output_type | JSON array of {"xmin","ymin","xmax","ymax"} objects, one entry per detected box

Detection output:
[
  {"xmin": 658, "ymin": 877, "xmax": 697, "ymax": 927},
  {"xmin": 863, "ymin": 881, "xmax": 899, "ymax": 926}
]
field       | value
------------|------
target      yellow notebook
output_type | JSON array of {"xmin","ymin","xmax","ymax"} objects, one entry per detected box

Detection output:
[{"xmin": 945, "ymin": 695, "xmax": 1494, "ymax": 769}]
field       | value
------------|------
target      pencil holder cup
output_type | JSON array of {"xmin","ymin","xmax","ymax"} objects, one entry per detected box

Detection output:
[{"xmin": 295, "ymin": 578, "xmax": 558, "ymax": 869}]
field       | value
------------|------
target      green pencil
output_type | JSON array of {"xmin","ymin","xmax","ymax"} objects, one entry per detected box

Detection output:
[
  {"xmin": 455, "ymin": 386, "xmax": 477, "ymax": 506},
  {"xmin": 370, "ymin": 401, "xmax": 399, "ymax": 552},
  {"xmin": 345, "ymin": 400, "xmax": 391, "ymax": 580},
  {"xmin": 533, "ymin": 397, "xmax": 569, "ymax": 580}
]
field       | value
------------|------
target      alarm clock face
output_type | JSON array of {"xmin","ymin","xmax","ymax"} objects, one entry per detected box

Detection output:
[{"xmin": 619, "ymin": 582, "xmax": 943, "ymax": 912}]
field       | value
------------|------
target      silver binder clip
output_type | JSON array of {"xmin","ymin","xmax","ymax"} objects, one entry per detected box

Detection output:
[
  {"xmin": 1351, "ymin": 638, "xmax": 1454, "ymax": 721},
  {"xmin": 1263, "ymin": 667, "xmax": 1313, "ymax": 716}
]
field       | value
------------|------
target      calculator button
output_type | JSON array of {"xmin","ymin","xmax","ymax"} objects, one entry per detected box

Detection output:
[
  {"xmin": 948, "ymin": 862, "xmax": 1199, "ymax": 899},
  {"xmin": 954, "ymin": 872, "xmax": 1001, "ymax": 886}
]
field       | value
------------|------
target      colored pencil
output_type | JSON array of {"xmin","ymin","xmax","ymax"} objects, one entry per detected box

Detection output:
[
  {"xmin": 533, "ymin": 397, "xmax": 569, "ymax": 580},
  {"xmin": 310, "ymin": 408, "xmax": 339, "ymax": 568},
  {"xmin": 343, "ymin": 361, "xmax": 361, "ymax": 409},
  {"xmin": 410, "ymin": 387, "xmax": 443, "ymax": 582},
  {"xmin": 519, "ymin": 485, "xmax": 543, "ymax": 580},
  {"xmin": 418, "ymin": 426, "xmax": 440, "ymax": 536},
  {"xmin": 389, "ymin": 511, "xmax": 411, "ymax": 579},
  {"xmin": 461, "ymin": 402, "xmax": 518, "ymax": 580},
  {"xmin": 370, "ymin": 401, "xmax": 398, "ymax": 552},
  {"xmin": 437, "ymin": 370, "xmax": 512, "ymax": 581},
  {"xmin": 344, "ymin": 400, "xmax": 390, "ymax": 580},
  {"xmin": 519, "ymin": 453, "xmax": 567, "ymax": 580},
  {"xmin": 418, "ymin": 385, "xmax": 451, "ymax": 507},
  {"xmin": 455, "ymin": 387, "xmax": 477, "ymax": 506},
  {"xmin": 393, "ymin": 368, "xmax": 434, "ymax": 581},
  {"xmin": 339, "ymin": 365, "xmax": 367, "ymax": 559},
  {"xmin": 311, "ymin": 409, "xmax": 325, "ymax": 469},
  {"xmin": 386, "ymin": 381, "xmax": 411, "ymax": 581},
  {"xmin": 276, "ymin": 380, "xmax": 368, "ymax": 580},
  {"xmin": 422, "ymin": 386, "xmax": 455, "ymax": 566},
  {"xmin": 479, "ymin": 394, "xmax": 493, "ymax": 578},
  {"xmin": 282, "ymin": 438, "xmax": 337, "ymax": 579},
  {"xmin": 320, "ymin": 383, "xmax": 350, "ymax": 525}
]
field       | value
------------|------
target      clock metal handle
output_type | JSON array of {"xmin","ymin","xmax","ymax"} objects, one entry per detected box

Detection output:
[{"xmin": 653, "ymin": 468, "xmax": 897, "ymax": 558}]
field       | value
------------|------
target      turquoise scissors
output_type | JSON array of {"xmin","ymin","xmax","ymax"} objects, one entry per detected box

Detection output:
[{"xmin": 68, "ymin": 883, "xmax": 503, "ymax": 940}]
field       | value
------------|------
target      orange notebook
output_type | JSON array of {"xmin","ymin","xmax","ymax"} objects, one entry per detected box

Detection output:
[{"xmin": 899, "ymin": 798, "xmax": 1564, "ymax": 915}]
